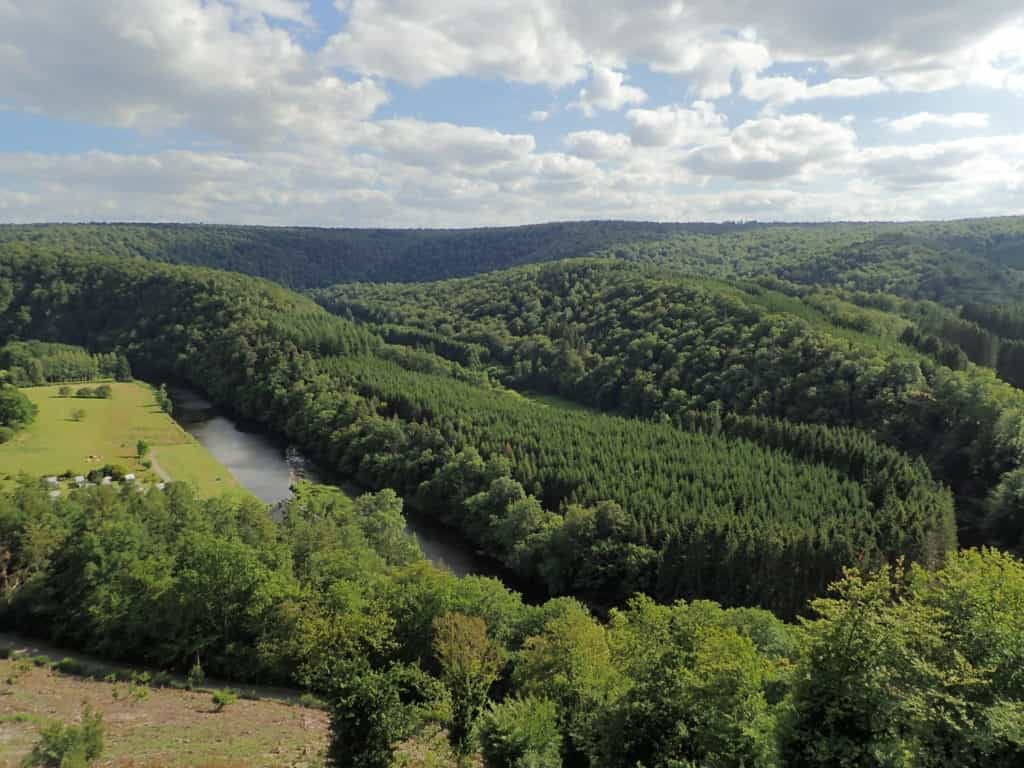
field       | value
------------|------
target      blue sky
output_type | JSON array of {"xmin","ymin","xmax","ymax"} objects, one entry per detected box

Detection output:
[{"xmin": 0, "ymin": 0, "xmax": 1022, "ymax": 225}]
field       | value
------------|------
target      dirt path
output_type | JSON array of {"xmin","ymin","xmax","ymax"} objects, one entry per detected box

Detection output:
[{"xmin": 148, "ymin": 450, "xmax": 172, "ymax": 482}]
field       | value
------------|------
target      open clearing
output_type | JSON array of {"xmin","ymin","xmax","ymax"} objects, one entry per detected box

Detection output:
[
  {"xmin": 0, "ymin": 382, "xmax": 246, "ymax": 498},
  {"xmin": 0, "ymin": 648, "xmax": 328, "ymax": 768}
]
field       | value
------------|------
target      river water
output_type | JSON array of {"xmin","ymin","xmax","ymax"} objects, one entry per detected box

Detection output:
[{"xmin": 169, "ymin": 386, "xmax": 503, "ymax": 579}]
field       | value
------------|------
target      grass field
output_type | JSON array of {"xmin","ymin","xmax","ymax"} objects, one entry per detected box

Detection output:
[
  {"xmin": 0, "ymin": 382, "xmax": 246, "ymax": 498},
  {"xmin": 0, "ymin": 641, "xmax": 328, "ymax": 768}
]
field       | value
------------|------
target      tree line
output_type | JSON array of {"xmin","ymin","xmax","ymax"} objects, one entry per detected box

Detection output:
[
  {"xmin": 2, "ymin": 215, "xmax": 1023, "ymax": 301},
  {"xmin": 0, "ymin": 340, "xmax": 131, "ymax": 386}
]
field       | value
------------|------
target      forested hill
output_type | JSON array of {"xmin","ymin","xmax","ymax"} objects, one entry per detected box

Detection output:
[
  {"xmin": 2, "ymin": 216, "xmax": 1024, "ymax": 301},
  {"xmin": 315, "ymin": 259, "xmax": 1024, "ymax": 552},
  {"xmin": 0, "ymin": 249, "xmax": 956, "ymax": 616}
]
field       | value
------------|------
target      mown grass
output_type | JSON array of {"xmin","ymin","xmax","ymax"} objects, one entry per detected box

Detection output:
[{"xmin": 0, "ymin": 382, "xmax": 247, "ymax": 498}]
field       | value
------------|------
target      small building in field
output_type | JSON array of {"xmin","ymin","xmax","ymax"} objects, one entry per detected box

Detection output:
[
  {"xmin": 123, "ymin": 473, "xmax": 136, "ymax": 482},
  {"xmin": 156, "ymin": 482, "xmax": 167, "ymax": 491},
  {"xmin": 101, "ymin": 476, "xmax": 113, "ymax": 485},
  {"xmin": 74, "ymin": 475, "xmax": 86, "ymax": 487},
  {"xmin": 45, "ymin": 476, "xmax": 59, "ymax": 487}
]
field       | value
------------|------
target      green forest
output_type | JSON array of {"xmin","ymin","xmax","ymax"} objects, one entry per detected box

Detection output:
[
  {"xmin": 2, "ymin": 215, "xmax": 1024, "ymax": 298},
  {"xmin": 0, "ymin": 220, "xmax": 1023, "ymax": 766}
]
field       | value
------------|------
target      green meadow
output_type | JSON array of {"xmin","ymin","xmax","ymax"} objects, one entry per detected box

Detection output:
[{"xmin": 0, "ymin": 381, "xmax": 246, "ymax": 498}]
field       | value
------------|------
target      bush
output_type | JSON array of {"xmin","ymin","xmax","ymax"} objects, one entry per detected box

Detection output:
[
  {"xmin": 54, "ymin": 658, "xmax": 87, "ymax": 677},
  {"xmin": 211, "ymin": 689, "xmax": 239, "ymax": 712},
  {"xmin": 477, "ymin": 697, "xmax": 562, "ymax": 768},
  {"xmin": 0, "ymin": 426, "xmax": 15, "ymax": 444},
  {"xmin": 187, "ymin": 659, "xmax": 205, "ymax": 690},
  {"xmin": 298, "ymin": 692, "xmax": 328, "ymax": 711},
  {"xmin": 21, "ymin": 705, "xmax": 104, "ymax": 767}
]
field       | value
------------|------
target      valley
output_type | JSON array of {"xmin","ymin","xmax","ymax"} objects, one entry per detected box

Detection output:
[{"xmin": 0, "ymin": 219, "xmax": 1022, "ymax": 767}]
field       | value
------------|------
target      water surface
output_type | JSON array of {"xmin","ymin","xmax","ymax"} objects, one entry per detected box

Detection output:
[{"xmin": 169, "ymin": 386, "xmax": 505, "ymax": 579}]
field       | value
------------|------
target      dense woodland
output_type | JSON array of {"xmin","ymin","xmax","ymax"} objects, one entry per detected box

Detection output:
[
  {"xmin": 0, "ymin": 249, "xmax": 955, "ymax": 615},
  {"xmin": 2, "ymin": 216, "xmax": 1023, "ymax": 299},
  {"xmin": 315, "ymin": 260, "xmax": 1024, "ymax": 551},
  {"xmin": 0, "ymin": 220, "xmax": 1023, "ymax": 765},
  {"xmin": 1, "ymin": 480, "xmax": 1021, "ymax": 767}
]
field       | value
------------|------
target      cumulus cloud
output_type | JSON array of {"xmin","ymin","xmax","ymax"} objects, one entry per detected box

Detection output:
[
  {"xmin": 324, "ymin": 0, "xmax": 1024, "ymax": 99},
  {"xmin": 364, "ymin": 120, "xmax": 536, "ymax": 172},
  {"xmin": 626, "ymin": 102, "xmax": 728, "ymax": 147},
  {"xmin": 0, "ymin": 0, "xmax": 387, "ymax": 144},
  {"xmin": 878, "ymin": 112, "xmax": 992, "ymax": 133},
  {"xmin": 570, "ymin": 67, "xmax": 647, "ymax": 116},
  {"xmin": 742, "ymin": 75, "xmax": 888, "ymax": 105},
  {"xmin": 563, "ymin": 131, "xmax": 631, "ymax": 160},
  {"xmin": 0, "ymin": 0, "xmax": 1023, "ymax": 226},
  {"xmin": 859, "ymin": 136, "xmax": 1024, "ymax": 189},
  {"xmin": 685, "ymin": 114, "xmax": 858, "ymax": 181}
]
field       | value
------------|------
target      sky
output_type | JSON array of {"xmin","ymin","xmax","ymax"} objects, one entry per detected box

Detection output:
[{"xmin": 0, "ymin": 0, "xmax": 1022, "ymax": 226}]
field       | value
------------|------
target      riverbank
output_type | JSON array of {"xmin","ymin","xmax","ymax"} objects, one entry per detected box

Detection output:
[{"xmin": 168, "ymin": 384, "xmax": 526, "ymax": 585}]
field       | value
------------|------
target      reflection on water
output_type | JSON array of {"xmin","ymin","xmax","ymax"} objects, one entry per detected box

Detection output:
[
  {"xmin": 169, "ymin": 386, "xmax": 506, "ymax": 580},
  {"xmin": 187, "ymin": 418, "xmax": 293, "ymax": 505}
]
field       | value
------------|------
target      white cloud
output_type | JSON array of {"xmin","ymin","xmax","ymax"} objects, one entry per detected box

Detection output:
[
  {"xmin": 1, "ymin": 130, "xmax": 1022, "ymax": 226},
  {"xmin": 878, "ymin": 112, "xmax": 992, "ymax": 133},
  {"xmin": 570, "ymin": 66, "xmax": 647, "ymax": 116},
  {"xmin": 364, "ymin": 119, "xmax": 536, "ymax": 173},
  {"xmin": 685, "ymin": 114, "xmax": 858, "ymax": 181},
  {"xmin": 0, "ymin": 0, "xmax": 387, "ymax": 144},
  {"xmin": 228, "ymin": 0, "xmax": 312, "ymax": 25},
  {"xmin": 0, "ymin": 0, "xmax": 1023, "ymax": 227},
  {"xmin": 742, "ymin": 75, "xmax": 888, "ymax": 105},
  {"xmin": 859, "ymin": 136, "xmax": 1024, "ymax": 189},
  {"xmin": 626, "ymin": 102, "xmax": 728, "ymax": 148},
  {"xmin": 563, "ymin": 130, "xmax": 631, "ymax": 160},
  {"xmin": 324, "ymin": 0, "xmax": 1024, "ymax": 99}
]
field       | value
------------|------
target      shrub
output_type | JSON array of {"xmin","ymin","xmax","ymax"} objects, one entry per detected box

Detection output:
[
  {"xmin": 298, "ymin": 692, "xmax": 328, "ymax": 711},
  {"xmin": 0, "ymin": 426, "xmax": 14, "ymax": 444},
  {"xmin": 187, "ymin": 659, "xmax": 205, "ymax": 690},
  {"xmin": 477, "ymin": 697, "xmax": 562, "ymax": 768},
  {"xmin": 21, "ymin": 705, "xmax": 104, "ymax": 767},
  {"xmin": 211, "ymin": 689, "xmax": 239, "ymax": 712},
  {"xmin": 54, "ymin": 658, "xmax": 87, "ymax": 677}
]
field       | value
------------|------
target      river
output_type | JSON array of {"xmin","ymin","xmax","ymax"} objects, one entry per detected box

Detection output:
[{"xmin": 168, "ymin": 386, "xmax": 505, "ymax": 579}]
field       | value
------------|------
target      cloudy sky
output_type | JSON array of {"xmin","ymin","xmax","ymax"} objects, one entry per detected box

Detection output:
[{"xmin": 1, "ymin": 0, "xmax": 1022, "ymax": 226}]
